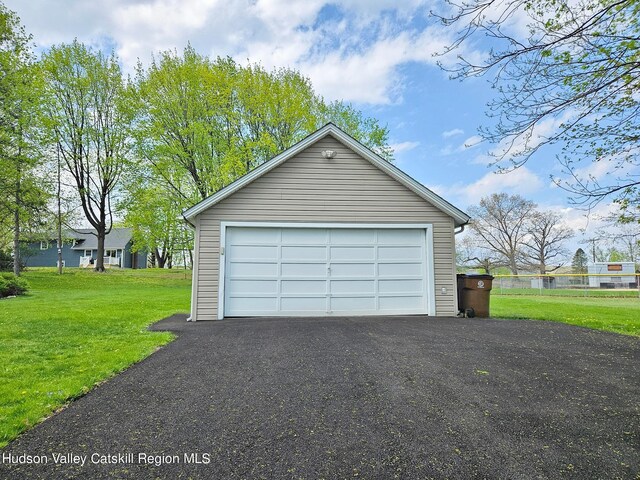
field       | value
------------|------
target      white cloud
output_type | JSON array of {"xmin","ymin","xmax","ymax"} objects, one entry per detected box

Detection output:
[
  {"xmin": 464, "ymin": 167, "xmax": 543, "ymax": 200},
  {"xmin": 390, "ymin": 141, "xmax": 420, "ymax": 154},
  {"xmin": 429, "ymin": 167, "xmax": 544, "ymax": 207},
  {"xmin": 442, "ymin": 128, "xmax": 464, "ymax": 138},
  {"xmin": 459, "ymin": 134, "xmax": 482, "ymax": 150},
  {"xmin": 5, "ymin": 0, "xmax": 481, "ymax": 105},
  {"xmin": 297, "ymin": 24, "xmax": 465, "ymax": 104}
]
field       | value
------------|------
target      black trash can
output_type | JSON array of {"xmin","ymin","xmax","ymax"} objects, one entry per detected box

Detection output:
[{"xmin": 457, "ymin": 274, "xmax": 494, "ymax": 317}]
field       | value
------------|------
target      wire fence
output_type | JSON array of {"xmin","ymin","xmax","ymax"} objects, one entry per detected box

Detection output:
[{"xmin": 491, "ymin": 273, "xmax": 640, "ymax": 298}]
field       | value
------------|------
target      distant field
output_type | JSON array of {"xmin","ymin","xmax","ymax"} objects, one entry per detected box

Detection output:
[
  {"xmin": 0, "ymin": 268, "xmax": 191, "ymax": 447},
  {"xmin": 491, "ymin": 294, "xmax": 640, "ymax": 337},
  {"xmin": 492, "ymin": 287, "xmax": 639, "ymax": 298}
]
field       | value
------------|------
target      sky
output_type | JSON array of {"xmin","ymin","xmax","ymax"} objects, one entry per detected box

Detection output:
[{"xmin": 5, "ymin": 0, "xmax": 620, "ymax": 255}]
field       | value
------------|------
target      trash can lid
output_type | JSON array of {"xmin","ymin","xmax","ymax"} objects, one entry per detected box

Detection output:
[{"xmin": 465, "ymin": 274, "xmax": 494, "ymax": 280}]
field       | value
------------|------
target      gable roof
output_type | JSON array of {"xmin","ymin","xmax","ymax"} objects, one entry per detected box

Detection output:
[
  {"xmin": 68, "ymin": 228, "xmax": 133, "ymax": 250},
  {"xmin": 182, "ymin": 123, "xmax": 470, "ymax": 226}
]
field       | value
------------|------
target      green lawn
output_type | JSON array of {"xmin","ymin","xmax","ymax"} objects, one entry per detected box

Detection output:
[
  {"xmin": 0, "ymin": 267, "xmax": 191, "ymax": 447},
  {"xmin": 492, "ymin": 287, "xmax": 639, "ymax": 298},
  {"xmin": 492, "ymin": 295, "xmax": 640, "ymax": 337},
  {"xmin": 1, "ymin": 269, "xmax": 638, "ymax": 449}
]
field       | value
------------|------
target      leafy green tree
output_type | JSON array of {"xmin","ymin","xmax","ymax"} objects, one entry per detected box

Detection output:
[
  {"xmin": 317, "ymin": 100, "xmax": 393, "ymax": 160},
  {"xmin": 118, "ymin": 174, "xmax": 192, "ymax": 269},
  {"xmin": 571, "ymin": 248, "xmax": 589, "ymax": 274},
  {"xmin": 132, "ymin": 46, "xmax": 391, "ymax": 203},
  {"xmin": 436, "ymin": 0, "xmax": 639, "ymax": 209},
  {"xmin": 607, "ymin": 248, "xmax": 625, "ymax": 262},
  {"xmin": 40, "ymin": 40, "xmax": 133, "ymax": 271},
  {"xmin": 0, "ymin": 3, "xmax": 48, "ymax": 275},
  {"xmin": 126, "ymin": 46, "xmax": 391, "ymax": 259}
]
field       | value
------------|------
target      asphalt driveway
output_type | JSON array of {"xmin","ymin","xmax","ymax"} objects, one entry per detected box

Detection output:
[{"xmin": 1, "ymin": 315, "xmax": 638, "ymax": 479}]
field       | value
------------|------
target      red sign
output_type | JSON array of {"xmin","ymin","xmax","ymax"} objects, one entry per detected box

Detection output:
[{"xmin": 607, "ymin": 264, "xmax": 623, "ymax": 271}]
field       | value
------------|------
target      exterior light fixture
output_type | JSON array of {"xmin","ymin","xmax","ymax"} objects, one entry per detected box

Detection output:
[{"xmin": 321, "ymin": 150, "xmax": 337, "ymax": 159}]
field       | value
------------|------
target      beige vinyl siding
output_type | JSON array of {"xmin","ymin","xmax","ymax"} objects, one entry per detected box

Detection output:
[{"xmin": 193, "ymin": 134, "xmax": 458, "ymax": 320}]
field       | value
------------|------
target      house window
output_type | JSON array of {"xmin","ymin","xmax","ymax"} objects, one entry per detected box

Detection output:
[
  {"xmin": 84, "ymin": 250, "xmax": 92, "ymax": 257},
  {"xmin": 40, "ymin": 241, "xmax": 49, "ymax": 250},
  {"xmin": 105, "ymin": 250, "xmax": 117, "ymax": 258}
]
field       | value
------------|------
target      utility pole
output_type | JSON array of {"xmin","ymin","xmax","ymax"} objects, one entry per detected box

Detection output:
[{"xmin": 57, "ymin": 144, "xmax": 63, "ymax": 275}]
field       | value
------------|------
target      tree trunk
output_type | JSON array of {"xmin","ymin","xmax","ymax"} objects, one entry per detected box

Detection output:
[
  {"xmin": 509, "ymin": 258, "xmax": 518, "ymax": 275},
  {"xmin": 13, "ymin": 206, "xmax": 20, "ymax": 277},
  {"xmin": 13, "ymin": 163, "xmax": 21, "ymax": 277},
  {"xmin": 57, "ymin": 146, "xmax": 63, "ymax": 275},
  {"xmin": 95, "ymin": 230, "xmax": 106, "ymax": 272},
  {"xmin": 155, "ymin": 247, "xmax": 166, "ymax": 268}
]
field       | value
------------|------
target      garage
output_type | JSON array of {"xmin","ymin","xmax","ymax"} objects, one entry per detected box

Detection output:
[
  {"xmin": 183, "ymin": 123, "xmax": 469, "ymax": 321},
  {"xmin": 222, "ymin": 224, "xmax": 434, "ymax": 316}
]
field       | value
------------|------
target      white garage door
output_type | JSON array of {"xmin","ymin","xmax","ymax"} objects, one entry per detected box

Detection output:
[{"xmin": 222, "ymin": 226, "xmax": 432, "ymax": 317}]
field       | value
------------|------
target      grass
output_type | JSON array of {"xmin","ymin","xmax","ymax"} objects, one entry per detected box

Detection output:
[
  {"xmin": 0, "ymin": 267, "xmax": 191, "ymax": 448},
  {"xmin": 1, "ymin": 268, "xmax": 637, "ymax": 448},
  {"xmin": 492, "ymin": 287, "xmax": 639, "ymax": 298},
  {"xmin": 492, "ymin": 295, "xmax": 640, "ymax": 337}
]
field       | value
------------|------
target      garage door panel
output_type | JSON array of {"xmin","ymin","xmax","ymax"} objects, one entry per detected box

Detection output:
[
  {"xmin": 231, "ymin": 245, "xmax": 278, "ymax": 261},
  {"xmin": 281, "ymin": 280, "xmax": 327, "ymax": 294},
  {"xmin": 281, "ymin": 297, "xmax": 327, "ymax": 311},
  {"xmin": 378, "ymin": 263, "xmax": 422, "ymax": 276},
  {"xmin": 330, "ymin": 246, "xmax": 375, "ymax": 261},
  {"xmin": 282, "ymin": 245, "xmax": 327, "ymax": 261},
  {"xmin": 233, "ymin": 227, "xmax": 281, "ymax": 243},
  {"xmin": 281, "ymin": 263, "xmax": 326, "ymax": 277},
  {"xmin": 227, "ymin": 262, "xmax": 278, "ymax": 277},
  {"xmin": 330, "ymin": 263, "xmax": 375, "ymax": 277},
  {"xmin": 228, "ymin": 279, "xmax": 278, "ymax": 294},
  {"xmin": 331, "ymin": 296, "xmax": 376, "ymax": 311},
  {"xmin": 379, "ymin": 279, "xmax": 423, "ymax": 294},
  {"xmin": 331, "ymin": 280, "xmax": 375, "ymax": 294},
  {"xmin": 377, "ymin": 229, "xmax": 423, "ymax": 244},
  {"xmin": 330, "ymin": 229, "xmax": 375, "ymax": 244},
  {"xmin": 226, "ymin": 296, "xmax": 278, "ymax": 312},
  {"xmin": 378, "ymin": 246, "xmax": 422, "ymax": 261},
  {"xmin": 282, "ymin": 228, "xmax": 327, "ymax": 244}
]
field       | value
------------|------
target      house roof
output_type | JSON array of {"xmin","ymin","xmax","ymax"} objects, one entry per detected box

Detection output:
[
  {"xmin": 68, "ymin": 228, "xmax": 133, "ymax": 250},
  {"xmin": 182, "ymin": 123, "xmax": 471, "ymax": 227}
]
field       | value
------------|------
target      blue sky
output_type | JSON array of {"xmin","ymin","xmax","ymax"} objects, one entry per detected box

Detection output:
[{"xmin": 5, "ymin": 0, "xmax": 616, "ymax": 248}]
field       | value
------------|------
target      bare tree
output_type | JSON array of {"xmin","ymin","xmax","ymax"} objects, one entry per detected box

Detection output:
[
  {"xmin": 434, "ymin": 0, "xmax": 639, "ymax": 209},
  {"xmin": 468, "ymin": 193, "xmax": 537, "ymax": 274},
  {"xmin": 456, "ymin": 234, "xmax": 506, "ymax": 274},
  {"xmin": 519, "ymin": 211, "xmax": 574, "ymax": 274},
  {"xmin": 40, "ymin": 41, "xmax": 131, "ymax": 271},
  {"xmin": 594, "ymin": 219, "xmax": 640, "ymax": 263}
]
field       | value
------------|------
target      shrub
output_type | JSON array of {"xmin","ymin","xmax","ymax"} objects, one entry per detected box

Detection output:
[
  {"xmin": 0, "ymin": 250, "xmax": 12, "ymax": 271},
  {"xmin": 0, "ymin": 249, "xmax": 28, "ymax": 272},
  {"xmin": 0, "ymin": 273, "xmax": 30, "ymax": 298}
]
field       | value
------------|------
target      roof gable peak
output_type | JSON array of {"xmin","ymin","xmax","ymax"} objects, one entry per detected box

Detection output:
[{"xmin": 183, "ymin": 124, "xmax": 470, "ymax": 226}]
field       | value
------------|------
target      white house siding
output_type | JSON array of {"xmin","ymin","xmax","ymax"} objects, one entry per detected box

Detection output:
[{"xmin": 192, "ymin": 134, "xmax": 457, "ymax": 320}]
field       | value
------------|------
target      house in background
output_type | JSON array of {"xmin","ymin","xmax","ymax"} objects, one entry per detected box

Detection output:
[
  {"xmin": 588, "ymin": 262, "xmax": 637, "ymax": 288},
  {"xmin": 23, "ymin": 228, "xmax": 147, "ymax": 269}
]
